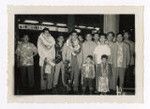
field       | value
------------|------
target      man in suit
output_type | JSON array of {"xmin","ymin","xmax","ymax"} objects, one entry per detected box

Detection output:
[{"xmin": 111, "ymin": 33, "xmax": 130, "ymax": 94}]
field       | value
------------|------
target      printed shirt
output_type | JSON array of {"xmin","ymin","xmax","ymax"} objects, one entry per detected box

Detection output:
[
  {"xmin": 117, "ymin": 42, "xmax": 124, "ymax": 67},
  {"xmin": 82, "ymin": 63, "xmax": 95, "ymax": 79},
  {"xmin": 16, "ymin": 42, "xmax": 37, "ymax": 66},
  {"xmin": 106, "ymin": 41, "xmax": 115, "ymax": 64},
  {"xmin": 55, "ymin": 43, "xmax": 63, "ymax": 64},
  {"xmin": 94, "ymin": 44, "xmax": 111, "ymax": 64}
]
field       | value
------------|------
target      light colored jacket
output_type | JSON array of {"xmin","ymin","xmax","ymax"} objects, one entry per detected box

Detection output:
[
  {"xmin": 124, "ymin": 40, "xmax": 135, "ymax": 65},
  {"xmin": 112, "ymin": 42, "xmax": 130, "ymax": 68},
  {"xmin": 82, "ymin": 41, "xmax": 97, "ymax": 62}
]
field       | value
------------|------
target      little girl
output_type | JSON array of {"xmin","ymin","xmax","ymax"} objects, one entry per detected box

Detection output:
[
  {"xmin": 81, "ymin": 55, "xmax": 95, "ymax": 94},
  {"xmin": 96, "ymin": 55, "xmax": 112, "ymax": 95}
]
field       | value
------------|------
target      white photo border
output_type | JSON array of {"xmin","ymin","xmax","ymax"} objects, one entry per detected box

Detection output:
[{"xmin": 7, "ymin": 6, "xmax": 144, "ymax": 103}]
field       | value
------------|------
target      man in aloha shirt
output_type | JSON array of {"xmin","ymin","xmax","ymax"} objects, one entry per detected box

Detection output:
[
  {"xmin": 111, "ymin": 33, "xmax": 130, "ymax": 94},
  {"xmin": 16, "ymin": 34, "xmax": 37, "ymax": 89}
]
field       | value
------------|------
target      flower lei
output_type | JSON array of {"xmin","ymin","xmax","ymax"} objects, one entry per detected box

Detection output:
[{"xmin": 66, "ymin": 37, "xmax": 81, "ymax": 56}]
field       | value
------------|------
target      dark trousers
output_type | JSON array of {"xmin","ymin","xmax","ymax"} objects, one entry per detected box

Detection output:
[
  {"xmin": 82, "ymin": 78, "xmax": 93, "ymax": 92},
  {"xmin": 19, "ymin": 66, "xmax": 34, "ymax": 89},
  {"xmin": 124, "ymin": 65, "xmax": 135, "ymax": 88}
]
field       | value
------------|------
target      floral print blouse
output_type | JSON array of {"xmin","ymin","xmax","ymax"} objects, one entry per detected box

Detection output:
[{"xmin": 16, "ymin": 42, "xmax": 37, "ymax": 66}]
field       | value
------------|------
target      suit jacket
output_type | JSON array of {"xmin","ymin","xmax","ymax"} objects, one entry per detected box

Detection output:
[
  {"xmin": 112, "ymin": 42, "xmax": 130, "ymax": 68},
  {"xmin": 124, "ymin": 40, "xmax": 135, "ymax": 65}
]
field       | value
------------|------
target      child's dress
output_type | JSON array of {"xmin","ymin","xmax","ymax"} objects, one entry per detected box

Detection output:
[{"xmin": 98, "ymin": 63, "xmax": 110, "ymax": 93}]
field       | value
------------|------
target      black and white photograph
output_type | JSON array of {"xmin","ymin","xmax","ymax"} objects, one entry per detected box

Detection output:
[
  {"xmin": 14, "ymin": 14, "xmax": 135, "ymax": 96},
  {"xmin": 6, "ymin": 6, "xmax": 144, "ymax": 103}
]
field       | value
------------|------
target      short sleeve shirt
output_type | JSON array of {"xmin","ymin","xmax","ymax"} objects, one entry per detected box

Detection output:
[{"xmin": 16, "ymin": 42, "xmax": 37, "ymax": 66}]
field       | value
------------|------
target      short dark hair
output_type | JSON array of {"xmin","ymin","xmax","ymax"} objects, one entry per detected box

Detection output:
[
  {"xmin": 93, "ymin": 32, "xmax": 100, "ymax": 37},
  {"xmin": 22, "ymin": 34, "xmax": 29, "ymax": 39},
  {"xmin": 99, "ymin": 33, "xmax": 106, "ymax": 39},
  {"xmin": 107, "ymin": 32, "xmax": 115, "ymax": 37},
  {"xmin": 85, "ymin": 33, "xmax": 92, "ymax": 39},
  {"xmin": 23, "ymin": 34, "xmax": 29, "ymax": 37},
  {"xmin": 101, "ymin": 54, "xmax": 108, "ymax": 59},
  {"xmin": 116, "ymin": 33, "xmax": 123, "ymax": 37},
  {"xmin": 87, "ymin": 55, "xmax": 93, "ymax": 60},
  {"xmin": 124, "ymin": 31, "xmax": 131, "ymax": 36},
  {"xmin": 69, "ymin": 30, "xmax": 78, "ymax": 36},
  {"xmin": 42, "ymin": 28, "xmax": 50, "ymax": 33},
  {"xmin": 86, "ymin": 33, "xmax": 92, "ymax": 36}
]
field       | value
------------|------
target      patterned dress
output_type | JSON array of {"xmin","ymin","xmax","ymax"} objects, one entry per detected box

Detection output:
[{"xmin": 98, "ymin": 63, "xmax": 110, "ymax": 92}]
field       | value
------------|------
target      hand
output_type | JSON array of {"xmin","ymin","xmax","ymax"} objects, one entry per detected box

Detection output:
[{"xmin": 44, "ymin": 58, "xmax": 48, "ymax": 63}]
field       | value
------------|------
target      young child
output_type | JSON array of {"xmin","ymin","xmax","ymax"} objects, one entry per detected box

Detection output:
[
  {"xmin": 81, "ymin": 55, "xmax": 95, "ymax": 94},
  {"xmin": 97, "ymin": 55, "xmax": 112, "ymax": 95},
  {"xmin": 43, "ymin": 57, "xmax": 55, "ymax": 90},
  {"xmin": 16, "ymin": 34, "xmax": 37, "ymax": 89}
]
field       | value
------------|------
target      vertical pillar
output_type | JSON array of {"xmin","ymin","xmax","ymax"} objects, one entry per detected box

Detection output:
[
  {"xmin": 103, "ymin": 15, "xmax": 119, "ymax": 34},
  {"xmin": 67, "ymin": 15, "xmax": 75, "ymax": 33}
]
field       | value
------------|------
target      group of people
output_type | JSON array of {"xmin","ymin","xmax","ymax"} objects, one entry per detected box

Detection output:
[{"xmin": 16, "ymin": 27, "xmax": 135, "ymax": 95}]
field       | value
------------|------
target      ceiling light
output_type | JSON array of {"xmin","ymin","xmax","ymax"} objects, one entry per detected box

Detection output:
[
  {"xmin": 57, "ymin": 27, "xmax": 68, "ymax": 32},
  {"xmin": 24, "ymin": 20, "xmax": 39, "ymax": 24},
  {"xmin": 56, "ymin": 23, "xmax": 67, "ymax": 27},
  {"xmin": 78, "ymin": 25, "xmax": 86, "ymax": 29},
  {"xmin": 42, "ymin": 22, "xmax": 54, "ymax": 25},
  {"xmin": 75, "ymin": 29, "xmax": 81, "ymax": 33},
  {"xmin": 95, "ymin": 27, "xmax": 100, "ymax": 30},
  {"xmin": 87, "ymin": 26, "xmax": 94, "ymax": 29}
]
